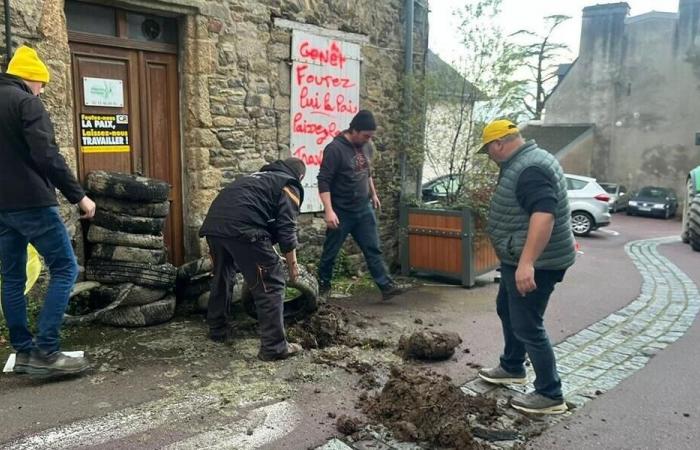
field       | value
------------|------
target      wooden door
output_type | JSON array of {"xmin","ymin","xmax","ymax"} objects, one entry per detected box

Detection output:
[{"xmin": 70, "ymin": 44, "xmax": 184, "ymax": 265}]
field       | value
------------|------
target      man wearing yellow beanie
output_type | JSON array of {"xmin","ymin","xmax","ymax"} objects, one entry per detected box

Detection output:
[{"xmin": 0, "ymin": 45, "xmax": 96, "ymax": 379}]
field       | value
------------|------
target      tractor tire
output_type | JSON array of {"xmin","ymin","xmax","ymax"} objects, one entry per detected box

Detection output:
[
  {"xmin": 682, "ymin": 178, "xmax": 694, "ymax": 243},
  {"xmin": 87, "ymin": 225, "xmax": 165, "ymax": 250},
  {"xmin": 64, "ymin": 283, "xmax": 134, "ymax": 325},
  {"xmin": 98, "ymin": 296, "xmax": 176, "ymax": 327},
  {"xmin": 176, "ymin": 257, "xmax": 213, "ymax": 282},
  {"xmin": 93, "ymin": 209, "xmax": 166, "ymax": 235},
  {"xmin": 688, "ymin": 197, "xmax": 700, "ymax": 252},
  {"xmin": 86, "ymin": 259, "xmax": 177, "ymax": 289},
  {"xmin": 85, "ymin": 171, "xmax": 170, "ymax": 203},
  {"xmin": 90, "ymin": 244, "xmax": 167, "ymax": 265},
  {"xmin": 121, "ymin": 285, "xmax": 168, "ymax": 306},
  {"xmin": 241, "ymin": 264, "xmax": 319, "ymax": 320},
  {"xmin": 92, "ymin": 195, "xmax": 170, "ymax": 218}
]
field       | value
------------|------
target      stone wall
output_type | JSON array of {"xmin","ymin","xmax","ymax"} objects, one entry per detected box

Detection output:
[
  {"xmin": 1, "ymin": 0, "xmax": 429, "ymax": 273},
  {"xmin": 545, "ymin": 2, "xmax": 700, "ymax": 197}
]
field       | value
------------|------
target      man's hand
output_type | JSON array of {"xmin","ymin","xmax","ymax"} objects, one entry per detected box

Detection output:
[
  {"xmin": 287, "ymin": 260, "xmax": 299, "ymax": 282},
  {"xmin": 78, "ymin": 196, "xmax": 96, "ymax": 219},
  {"xmin": 515, "ymin": 262, "xmax": 536, "ymax": 297},
  {"xmin": 325, "ymin": 210, "xmax": 340, "ymax": 229},
  {"xmin": 371, "ymin": 194, "xmax": 381, "ymax": 210}
]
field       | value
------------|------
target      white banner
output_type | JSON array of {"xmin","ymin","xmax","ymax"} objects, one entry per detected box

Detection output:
[{"xmin": 290, "ymin": 30, "xmax": 361, "ymax": 213}]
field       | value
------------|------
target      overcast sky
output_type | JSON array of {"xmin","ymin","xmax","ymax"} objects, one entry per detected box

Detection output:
[{"xmin": 429, "ymin": 0, "xmax": 680, "ymax": 65}]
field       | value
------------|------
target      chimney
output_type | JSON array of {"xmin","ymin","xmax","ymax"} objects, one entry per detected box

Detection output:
[
  {"xmin": 678, "ymin": 0, "xmax": 700, "ymax": 51},
  {"xmin": 579, "ymin": 3, "xmax": 630, "ymax": 61}
]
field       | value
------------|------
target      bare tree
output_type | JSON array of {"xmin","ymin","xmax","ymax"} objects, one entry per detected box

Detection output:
[{"xmin": 511, "ymin": 15, "xmax": 571, "ymax": 120}]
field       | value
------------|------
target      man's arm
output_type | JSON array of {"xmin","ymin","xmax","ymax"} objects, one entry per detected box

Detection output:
[
  {"xmin": 275, "ymin": 185, "xmax": 302, "ymax": 281},
  {"xmin": 516, "ymin": 212, "xmax": 554, "ymax": 296},
  {"xmin": 21, "ymin": 96, "xmax": 96, "ymax": 218},
  {"xmin": 515, "ymin": 167, "xmax": 558, "ymax": 296},
  {"xmin": 369, "ymin": 177, "xmax": 380, "ymax": 210},
  {"xmin": 317, "ymin": 146, "xmax": 339, "ymax": 229}
]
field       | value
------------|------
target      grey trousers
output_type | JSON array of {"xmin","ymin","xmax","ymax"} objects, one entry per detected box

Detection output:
[{"xmin": 206, "ymin": 236, "xmax": 288, "ymax": 357}]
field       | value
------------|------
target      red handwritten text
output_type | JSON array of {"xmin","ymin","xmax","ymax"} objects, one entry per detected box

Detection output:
[
  {"xmin": 293, "ymin": 146, "xmax": 323, "ymax": 166},
  {"xmin": 293, "ymin": 113, "xmax": 339, "ymax": 145},
  {"xmin": 295, "ymin": 64, "xmax": 355, "ymax": 89},
  {"xmin": 299, "ymin": 41, "xmax": 347, "ymax": 69}
]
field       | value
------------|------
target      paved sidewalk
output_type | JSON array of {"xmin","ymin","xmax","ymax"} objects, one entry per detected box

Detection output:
[{"xmin": 320, "ymin": 236, "xmax": 700, "ymax": 449}]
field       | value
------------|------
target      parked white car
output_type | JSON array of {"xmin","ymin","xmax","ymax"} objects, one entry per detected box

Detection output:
[{"xmin": 566, "ymin": 174, "xmax": 612, "ymax": 236}]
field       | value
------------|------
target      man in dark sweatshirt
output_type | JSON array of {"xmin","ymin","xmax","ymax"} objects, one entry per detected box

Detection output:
[
  {"xmin": 199, "ymin": 158, "xmax": 306, "ymax": 361},
  {"xmin": 0, "ymin": 46, "xmax": 96, "ymax": 377},
  {"xmin": 316, "ymin": 110, "xmax": 404, "ymax": 300}
]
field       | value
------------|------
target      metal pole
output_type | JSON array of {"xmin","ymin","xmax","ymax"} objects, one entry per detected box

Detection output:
[
  {"xmin": 4, "ymin": 0, "xmax": 12, "ymax": 67},
  {"xmin": 401, "ymin": 0, "xmax": 414, "ymax": 201}
]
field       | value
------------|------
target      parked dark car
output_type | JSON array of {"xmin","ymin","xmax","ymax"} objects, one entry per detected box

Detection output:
[
  {"xmin": 627, "ymin": 186, "xmax": 678, "ymax": 219},
  {"xmin": 421, "ymin": 174, "xmax": 467, "ymax": 202}
]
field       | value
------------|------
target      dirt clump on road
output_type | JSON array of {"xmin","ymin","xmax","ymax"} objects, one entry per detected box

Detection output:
[
  {"xmin": 287, "ymin": 304, "xmax": 353, "ymax": 349},
  {"xmin": 336, "ymin": 414, "xmax": 364, "ymax": 435},
  {"xmin": 362, "ymin": 366, "xmax": 501, "ymax": 449},
  {"xmin": 398, "ymin": 330, "xmax": 462, "ymax": 360}
]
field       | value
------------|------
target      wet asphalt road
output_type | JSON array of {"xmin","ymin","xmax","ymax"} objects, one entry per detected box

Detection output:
[{"xmin": 0, "ymin": 212, "xmax": 698, "ymax": 449}]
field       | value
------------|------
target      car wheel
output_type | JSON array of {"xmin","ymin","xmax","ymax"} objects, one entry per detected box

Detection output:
[
  {"xmin": 627, "ymin": 210, "xmax": 635, "ymax": 216},
  {"xmin": 571, "ymin": 211, "xmax": 594, "ymax": 236}
]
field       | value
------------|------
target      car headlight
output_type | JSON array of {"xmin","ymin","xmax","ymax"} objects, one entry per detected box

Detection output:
[
  {"xmin": 628, "ymin": 201, "xmax": 638, "ymax": 206},
  {"xmin": 653, "ymin": 203, "xmax": 666, "ymax": 209}
]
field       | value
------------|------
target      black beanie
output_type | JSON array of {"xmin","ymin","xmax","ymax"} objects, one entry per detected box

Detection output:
[
  {"xmin": 283, "ymin": 157, "xmax": 306, "ymax": 179},
  {"xmin": 349, "ymin": 110, "xmax": 377, "ymax": 132}
]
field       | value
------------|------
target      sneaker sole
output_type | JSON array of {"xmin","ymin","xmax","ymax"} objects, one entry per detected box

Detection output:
[
  {"xmin": 511, "ymin": 402, "xmax": 568, "ymax": 415},
  {"xmin": 478, "ymin": 373, "xmax": 527, "ymax": 385},
  {"xmin": 25, "ymin": 365, "xmax": 90, "ymax": 379}
]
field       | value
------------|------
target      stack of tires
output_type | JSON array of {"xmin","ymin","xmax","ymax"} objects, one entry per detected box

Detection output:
[{"xmin": 81, "ymin": 171, "xmax": 178, "ymax": 327}]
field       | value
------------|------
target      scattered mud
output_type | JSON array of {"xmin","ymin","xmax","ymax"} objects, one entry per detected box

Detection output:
[
  {"xmin": 361, "ymin": 366, "xmax": 502, "ymax": 449},
  {"xmin": 336, "ymin": 415, "xmax": 364, "ymax": 435},
  {"xmin": 398, "ymin": 330, "xmax": 463, "ymax": 360},
  {"xmin": 287, "ymin": 305, "xmax": 352, "ymax": 349}
]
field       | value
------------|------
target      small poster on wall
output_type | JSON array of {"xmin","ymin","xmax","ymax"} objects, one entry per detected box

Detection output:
[
  {"xmin": 83, "ymin": 77, "xmax": 124, "ymax": 107},
  {"xmin": 80, "ymin": 114, "xmax": 130, "ymax": 153}
]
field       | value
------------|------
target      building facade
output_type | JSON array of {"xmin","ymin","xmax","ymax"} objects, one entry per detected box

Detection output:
[
  {"xmin": 0, "ymin": 0, "xmax": 428, "ymax": 267},
  {"xmin": 544, "ymin": 1, "xmax": 700, "ymax": 196}
]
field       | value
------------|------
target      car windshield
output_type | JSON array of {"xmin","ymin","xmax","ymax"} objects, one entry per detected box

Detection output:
[
  {"xmin": 637, "ymin": 187, "xmax": 667, "ymax": 198},
  {"xmin": 600, "ymin": 183, "xmax": 617, "ymax": 194}
]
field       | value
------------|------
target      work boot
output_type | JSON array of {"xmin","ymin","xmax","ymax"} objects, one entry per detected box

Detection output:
[
  {"xmin": 318, "ymin": 282, "xmax": 331, "ymax": 299},
  {"xmin": 25, "ymin": 349, "xmax": 89, "ymax": 378},
  {"xmin": 13, "ymin": 351, "xmax": 31, "ymax": 375},
  {"xmin": 208, "ymin": 328, "xmax": 230, "ymax": 344},
  {"xmin": 510, "ymin": 392, "xmax": 568, "ymax": 415},
  {"xmin": 380, "ymin": 283, "xmax": 406, "ymax": 301},
  {"xmin": 258, "ymin": 342, "xmax": 303, "ymax": 362},
  {"xmin": 478, "ymin": 365, "xmax": 527, "ymax": 385}
]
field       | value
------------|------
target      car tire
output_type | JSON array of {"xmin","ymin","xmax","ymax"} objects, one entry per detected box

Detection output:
[
  {"xmin": 87, "ymin": 225, "xmax": 165, "ymax": 250},
  {"xmin": 86, "ymin": 171, "xmax": 170, "ymax": 203},
  {"xmin": 90, "ymin": 244, "xmax": 167, "ymax": 265},
  {"xmin": 571, "ymin": 211, "xmax": 594, "ymax": 237},
  {"xmin": 92, "ymin": 195, "xmax": 170, "ymax": 218},
  {"xmin": 241, "ymin": 264, "xmax": 319, "ymax": 320},
  {"xmin": 664, "ymin": 208, "xmax": 671, "ymax": 220},
  {"xmin": 86, "ymin": 259, "xmax": 177, "ymax": 289},
  {"xmin": 627, "ymin": 210, "xmax": 635, "ymax": 216},
  {"xmin": 98, "ymin": 296, "xmax": 176, "ymax": 327},
  {"xmin": 93, "ymin": 209, "xmax": 166, "ymax": 235}
]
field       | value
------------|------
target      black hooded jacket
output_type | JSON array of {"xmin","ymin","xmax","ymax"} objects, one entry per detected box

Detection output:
[
  {"xmin": 0, "ymin": 74, "xmax": 85, "ymax": 211},
  {"xmin": 199, "ymin": 160, "xmax": 304, "ymax": 253}
]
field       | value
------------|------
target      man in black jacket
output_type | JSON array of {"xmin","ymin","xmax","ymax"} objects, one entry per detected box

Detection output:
[
  {"xmin": 317, "ymin": 110, "xmax": 404, "ymax": 301},
  {"xmin": 200, "ymin": 158, "xmax": 306, "ymax": 361},
  {"xmin": 0, "ymin": 46, "xmax": 96, "ymax": 377}
]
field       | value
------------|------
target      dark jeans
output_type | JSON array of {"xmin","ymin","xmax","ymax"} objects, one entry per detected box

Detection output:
[
  {"xmin": 318, "ymin": 203, "xmax": 391, "ymax": 288},
  {"xmin": 206, "ymin": 236, "xmax": 288, "ymax": 357},
  {"xmin": 497, "ymin": 264, "xmax": 565, "ymax": 400},
  {"xmin": 0, "ymin": 207, "xmax": 79, "ymax": 354}
]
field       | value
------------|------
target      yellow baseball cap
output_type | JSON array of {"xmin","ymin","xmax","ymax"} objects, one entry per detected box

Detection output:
[
  {"xmin": 478, "ymin": 119, "xmax": 519, "ymax": 153},
  {"xmin": 6, "ymin": 45, "xmax": 50, "ymax": 84}
]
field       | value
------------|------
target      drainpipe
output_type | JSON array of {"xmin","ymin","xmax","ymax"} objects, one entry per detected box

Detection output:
[
  {"xmin": 400, "ymin": 0, "xmax": 414, "ymax": 201},
  {"xmin": 3, "ymin": 0, "xmax": 11, "ymax": 68}
]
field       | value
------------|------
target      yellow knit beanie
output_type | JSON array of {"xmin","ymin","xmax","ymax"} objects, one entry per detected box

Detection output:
[{"xmin": 7, "ymin": 45, "xmax": 50, "ymax": 84}]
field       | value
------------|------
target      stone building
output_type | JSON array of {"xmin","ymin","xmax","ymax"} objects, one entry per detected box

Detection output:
[
  {"xmin": 543, "ymin": 1, "xmax": 700, "ymax": 197},
  {"xmin": 0, "ymin": 0, "xmax": 429, "ymax": 269}
]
